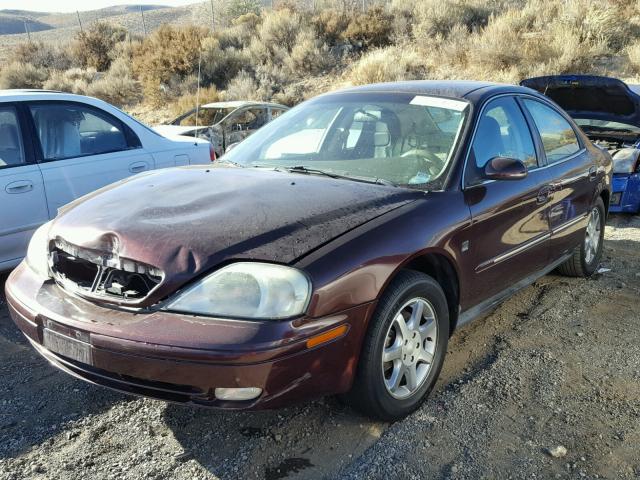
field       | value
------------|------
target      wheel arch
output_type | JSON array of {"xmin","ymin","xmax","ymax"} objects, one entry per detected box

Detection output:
[
  {"xmin": 384, "ymin": 250, "xmax": 461, "ymax": 336},
  {"xmin": 600, "ymin": 188, "xmax": 610, "ymax": 217}
]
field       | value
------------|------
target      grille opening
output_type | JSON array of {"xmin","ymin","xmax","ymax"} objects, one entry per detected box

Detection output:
[{"xmin": 50, "ymin": 242, "xmax": 163, "ymax": 302}]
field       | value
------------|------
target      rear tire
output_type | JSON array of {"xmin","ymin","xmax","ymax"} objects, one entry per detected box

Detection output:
[
  {"xmin": 557, "ymin": 197, "xmax": 605, "ymax": 277},
  {"xmin": 346, "ymin": 270, "xmax": 449, "ymax": 421}
]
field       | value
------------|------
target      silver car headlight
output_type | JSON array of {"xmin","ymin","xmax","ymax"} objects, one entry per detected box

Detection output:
[
  {"xmin": 25, "ymin": 221, "xmax": 53, "ymax": 279},
  {"xmin": 612, "ymin": 148, "xmax": 640, "ymax": 174},
  {"xmin": 164, "ymin": 262, "xmax": 311, "ymax": 319}
]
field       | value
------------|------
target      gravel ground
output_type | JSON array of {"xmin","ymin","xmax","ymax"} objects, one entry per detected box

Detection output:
[{"xmin": 1, "ymin": 214, "xmax": 639, "ymax": 480}]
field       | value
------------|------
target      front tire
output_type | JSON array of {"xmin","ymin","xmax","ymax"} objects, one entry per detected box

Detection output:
[
  {"xmin": 557, "ymin": 197, "xmax": 605, "ymax": 277},
  {"xmin": 346, "ymin": 270, "xmax": 449, "ymax": 421}
]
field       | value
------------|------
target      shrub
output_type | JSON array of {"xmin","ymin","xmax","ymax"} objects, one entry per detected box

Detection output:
[
  {"xmin": 0, "ymin": 62, "xmax": 48, "ymax": 89},
  {"xmin": 72, "ymin": 22, "xmax": 128, "ymax": 71},
  {"xmin": 11, "ymin": 41, "xmax": 73, "ymax": 71},
  {"xmin": 217, "ymin": 13, "xmax": 261, "ymax": 49},
  {"xmin": 559, "ymin": 0, "xmax": 631, "ymax": 51},
  {"xmin": 224, "ymin": 71, "xmax": 269, "ymax": 100},
  {"xmin": 412, "ymin": 0, "xmax": 491, "ymax": 39},
  {"xmin": 627, "ymin": 40, "xmax": 640, "ymax": 73},
  {"xmin": 258, "ymin": 8, "xmax": 302, "ymax": 53},
  {"xmin": 286, "ymin": 29, "xmax": 335, "ymax": 77},
  {"xmin": 312, "ymin": 9, "xmax": 350, "ymax": 45},
  {"xmin": 200, "ymin": 37, "xmax": 247, "ymax": 87},
  {"xmin": 346, "ymin": 46, "xmax": 426, "ymax": 85},
  {"xmin": 42, "ymin": 67, "xmax": 97, "ymax": 94},
  {"xmin": 86, "ymin": 58, "xmax": 142, "ymax": 107},
  {"xmin": 343, "ymin": 6, "xmax": 394, "ymax": 48},
  {"xmin": 131, "ymin": 25, "xmax": 207, "ymax": 105},
  {"xmin": 226, "ymin": 0, "xmax": 261, "ymax": 19}
]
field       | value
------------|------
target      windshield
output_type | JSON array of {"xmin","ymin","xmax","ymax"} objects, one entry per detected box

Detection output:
[
  {"xmin": 222, "ymin": 92, "xmax": 469, "ymax": 189},
  {"xmin": 172, "ymin": 107, "xmax": 235, "ymax": 126}
]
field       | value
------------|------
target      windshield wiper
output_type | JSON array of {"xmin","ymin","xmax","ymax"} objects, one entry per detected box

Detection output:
[{"xmin": 286, "ymin": 165, "xmax": 397, "ymax": 187}]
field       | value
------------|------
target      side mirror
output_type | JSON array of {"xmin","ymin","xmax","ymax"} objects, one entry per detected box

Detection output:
[
  {"xmin": 225, "ymin": 142, "xmax": 240, "ymax": 153},
  {"xmin": 483, "ymin": 157, "xmax": 528, "ymax": 181}
]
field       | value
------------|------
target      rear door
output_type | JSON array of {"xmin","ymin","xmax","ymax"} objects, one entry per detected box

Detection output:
[
  {"xmin": 0, "ymin": 103, "xmax": 49, "ymax": 269},
  {"xmin": 462, "ymin": 95, "xmax": 552, "ymax": 305},
  {"xmin": 520, "ymin": 98, "xmax": 594, "ymax": 260},
  {"xmin": 27, "ymin": 101, "xmax": 155, "ymax": 213}
]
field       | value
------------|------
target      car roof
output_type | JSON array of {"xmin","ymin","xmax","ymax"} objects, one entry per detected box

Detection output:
[
  {"xmin": 0, "ymin": 89, "xmax": 104, "ymax": 103},
  {"xmin": 201, "ymin": 100, "xmax": 288, "ymax": 109},
  {"xmin": 325, "ymin": 80, "xmax": 536, "ymax": 102}
]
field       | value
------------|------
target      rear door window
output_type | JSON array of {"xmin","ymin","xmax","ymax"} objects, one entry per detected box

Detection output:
[
  {"xmin": 30, "ymin": 103, "xmax": 131, "ymax": 161},
  {"xmin": 522, "ymin": 99, "xmax": 580, "ymax": 164}
]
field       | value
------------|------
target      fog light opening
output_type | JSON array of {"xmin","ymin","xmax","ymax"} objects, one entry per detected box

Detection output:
[
  {"xmin": 214, "ymin": 387, "xmax": 262, "ymax": 401},
  {"xmin": 611, "ymin": 192, "xmax": 622, "ymax": 205}
]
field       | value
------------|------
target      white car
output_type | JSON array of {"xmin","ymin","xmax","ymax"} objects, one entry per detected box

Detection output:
[{"xmin": 0, "ymin": 90, "xmax": 213, "ymax": 271}]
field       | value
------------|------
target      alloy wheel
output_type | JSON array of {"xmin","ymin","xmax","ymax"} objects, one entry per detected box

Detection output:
[
  {"xmin": 584, "ymin": 207, "xmax": 601, "ymax": 265},
  {"xmin": 382, "ymin": 298, "xmax": 438, "ymax": 399}
]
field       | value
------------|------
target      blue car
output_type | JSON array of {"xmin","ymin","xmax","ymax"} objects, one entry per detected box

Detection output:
[{"xmin": 522, "ymin": 75, "xmax": 640, "ymax": 213}]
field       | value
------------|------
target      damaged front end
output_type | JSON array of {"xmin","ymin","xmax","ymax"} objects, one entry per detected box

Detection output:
[
  {"xmin": 50, "ymin": 238, "xmax": 164, "ymax": 304},
  {"xmin": 521, "ymin": 74, "xmax": 640, "ymax": 212}
]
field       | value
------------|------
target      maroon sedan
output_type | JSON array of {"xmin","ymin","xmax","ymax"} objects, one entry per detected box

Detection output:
[{"xmin": 6, "ymin": 81, "xmax": 611, "ymax": 420}]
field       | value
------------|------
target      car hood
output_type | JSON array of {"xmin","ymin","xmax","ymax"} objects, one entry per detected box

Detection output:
[
  {"xmin": 521, "ymin": 75, "xmax": 640, "ymax": 129},
  {"xmin": 51, "ymin": 166, "xmax": 421, "ymax": 306}
]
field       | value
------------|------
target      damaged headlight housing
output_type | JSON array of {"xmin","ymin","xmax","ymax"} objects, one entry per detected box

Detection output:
[
  {"xmin": 25, "ymin": 221, "xmax": 53, "ymax": 279},
  {"xmin": 612, "ymin": 148, "xmax": 640, "ymax": 174},
  {"xmin": 164, "ymin": 262, "xmax": 311, "ymax": 319}
]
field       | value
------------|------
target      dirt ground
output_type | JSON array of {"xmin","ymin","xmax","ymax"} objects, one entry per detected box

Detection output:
[{"xmin": 1, "ymin": 214, "xmax": 638, "ymax": 480}]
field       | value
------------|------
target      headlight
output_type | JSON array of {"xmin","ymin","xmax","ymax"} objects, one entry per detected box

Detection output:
[
  {"xmin": 612, "ymin": 148, "xmax": 640, "ymax": 174},
  {"xmin": 26, "ymin": 221, "xmax": 53, "ymax": 279},
  {"xmin": 164, "ymin": 262, "xmax": 311, "ymax": 319}
]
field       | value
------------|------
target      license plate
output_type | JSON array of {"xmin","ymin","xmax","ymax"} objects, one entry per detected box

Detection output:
[{"xmin": 43, "ymin": 329, "xmax": 93, "ymax": 365}]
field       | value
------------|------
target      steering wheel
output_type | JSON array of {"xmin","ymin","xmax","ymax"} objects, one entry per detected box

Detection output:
[{"xmin": 401, "ymin": 149, "xmax": 445, "ymax": 176}]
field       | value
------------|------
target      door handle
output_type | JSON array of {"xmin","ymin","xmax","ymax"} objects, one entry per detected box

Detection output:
[
  {"xmin": 588, "ymin": 166, "xmax": 597, "ymax": 181},
  {"xmin": 5, "ymin": 180, "xmax": 33, "ymax": 194},
  {"xmin": 129, "ymin": 161, "xmax": 148, "ymax": 173},
  {"xmin": 536, "ymin": 185, "xmax": 553, "ymax": 205}
]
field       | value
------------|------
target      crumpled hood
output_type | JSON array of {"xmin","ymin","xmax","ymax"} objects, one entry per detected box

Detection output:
[{"xmin": 51, "ymin": 166, "xmax": 420, "ymax": 305}]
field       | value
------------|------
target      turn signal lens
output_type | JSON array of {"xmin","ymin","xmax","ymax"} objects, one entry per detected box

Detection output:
[{"xmin": 306, "ymin": 324, "xmax": 349, "ymax": 349}]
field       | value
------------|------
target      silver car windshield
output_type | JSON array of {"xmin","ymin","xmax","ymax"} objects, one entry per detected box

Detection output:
[{"xmin": 223, "ymin": 92, "xmax": 469, "ymax": 189}]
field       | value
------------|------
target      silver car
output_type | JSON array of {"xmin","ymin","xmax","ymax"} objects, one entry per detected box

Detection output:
[{"xmin": 155, "ymin": 101, "xmax": 289, "ymax": 157}]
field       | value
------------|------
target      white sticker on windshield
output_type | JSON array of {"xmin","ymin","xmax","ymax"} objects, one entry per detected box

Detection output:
[{"xmin": 410, "ymin": 96, "xmax": 468, "ymax": 111}]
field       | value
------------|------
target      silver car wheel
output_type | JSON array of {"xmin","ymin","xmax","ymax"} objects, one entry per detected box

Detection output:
[
  {"xmin": 382, "ymin": 298, "xmax": 438, "ymax": 399},
  {"xmin": 584, "ymin": 207, "xmax": 601, "ymax": 265}
]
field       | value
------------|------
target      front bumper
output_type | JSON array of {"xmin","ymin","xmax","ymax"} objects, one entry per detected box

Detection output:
[
  {"xmin": 6, "ymin": 262, "xmax": 374, "ymax": 410},
  {"xmin": 610, "ymin": 173, "xmax": 640, "ymax": 213}
]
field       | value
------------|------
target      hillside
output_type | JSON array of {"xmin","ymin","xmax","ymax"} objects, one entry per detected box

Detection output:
[{"xmin": 0, "ymin": 3, "xmax": 208, "ymax": 62}]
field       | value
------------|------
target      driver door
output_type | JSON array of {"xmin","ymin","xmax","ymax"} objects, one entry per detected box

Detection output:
[{"xmin": 462, "ymin": 95, "xmax": 553, "ymax": 306}]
